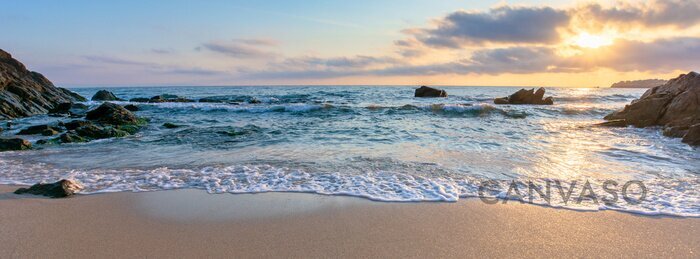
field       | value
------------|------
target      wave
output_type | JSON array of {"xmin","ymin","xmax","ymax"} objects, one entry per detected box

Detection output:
[{"xmin": 0, "ymin": 159, "xmax": 697, "ymax": 217}]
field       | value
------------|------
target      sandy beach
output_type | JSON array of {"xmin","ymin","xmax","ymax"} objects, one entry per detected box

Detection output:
[{"xmin": 0, "ymin": 185, "xmax": 697, "ymax": 258}]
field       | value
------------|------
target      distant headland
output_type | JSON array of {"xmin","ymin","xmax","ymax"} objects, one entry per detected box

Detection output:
[{"xmin": 610, "ymin": 79, "xmax": 667, "ymax": 88}]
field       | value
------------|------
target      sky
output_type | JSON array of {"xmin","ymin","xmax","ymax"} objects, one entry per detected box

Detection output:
[{"xmin": 1, "ymin": 0, "xmax": 699, "ymax": 87}]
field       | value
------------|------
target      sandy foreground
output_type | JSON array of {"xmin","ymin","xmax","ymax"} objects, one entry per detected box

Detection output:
[{"xmin": 0, "ymin": 185, "xmax": 697, "ymax": 258}]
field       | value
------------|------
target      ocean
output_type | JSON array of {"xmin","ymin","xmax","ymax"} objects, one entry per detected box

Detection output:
[{"xmin": 0, "ymin": 86, "xmax": 698, "ymax": 216}]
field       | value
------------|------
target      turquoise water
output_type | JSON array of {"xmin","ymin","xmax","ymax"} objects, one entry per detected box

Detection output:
[{"xmin": 0, "ymin": 86, "xmax": 698, "ymax": 216}]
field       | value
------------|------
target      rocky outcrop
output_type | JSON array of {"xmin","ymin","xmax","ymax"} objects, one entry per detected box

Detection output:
[
  {"xmin": 0, "ymin": 138, "xmax": 31, "ymax": 151},
  {"xmin": 415, "ymin": 86, "xmax": 448, "ymax": 98},
  {"xmin": 603, "ymin": 72, "xmax": 700, "ymax": 145},
  {"xmin": 494, "ymin": 88, "xmax": 553, "ymax": 105},
  {"xmin": 14, "ymin": 179, "xmax": 83, "ymax": 198},
  {"xmin": 0, "ymin": 49, "xmax": 86, "ymax": 119},
  {"xmin": 86, "ymin": 102, "xmax": 139, "ymax": 125},
  {"xmin": 91, "ymin": 90, "xmax": 123, "ymax": 101}
]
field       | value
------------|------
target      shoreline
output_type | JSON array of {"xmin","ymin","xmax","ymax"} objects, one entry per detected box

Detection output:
[{"xmin": 1, "ymin": 184, "xmax": 697, "ymax": 258}]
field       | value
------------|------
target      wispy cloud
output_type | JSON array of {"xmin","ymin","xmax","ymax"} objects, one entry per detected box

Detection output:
[{"xmin": 198, "ymin": 38, "xmax": 278, "ymax": 59}]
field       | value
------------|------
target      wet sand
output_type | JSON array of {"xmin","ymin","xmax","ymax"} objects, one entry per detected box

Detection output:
[{"xmin": 0, "ymin": 185, "xmax": 697, "ymax": 258}]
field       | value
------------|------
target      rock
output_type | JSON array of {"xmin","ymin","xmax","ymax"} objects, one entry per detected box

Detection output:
[
  {"xmin": 41, "ymin": 129, "xmax": 59, "ymax": 136},
  {"xmin": 58, "ymin": 132, "xmax": 87, "ymax": 143},
  {"xmin": 18, "ymin": 124, "xmax": 60, "ymax": 135},
  {"xmin": 86, "ymin": 102, "xmax": 139, "ymax": 126},
  {"xmin": 129, "ymin": 97, "xmax": 150, "ymax": 102},
  {"xmin": 249, "ymin": 99, "xmax": 262, "ymax": 104},
  {"xmin": 0, "ymin": 138, "xmax": 31, "ymax": 151},
  {"xmin": 63, "ymin": 120, "xmax": 93, "ymax": 130},
  {"xmin": 91, "ymin": 90, "xmax": 123, "ymax": 101},
  {"xmin": 148, "ymin": 94, "xmax": 194, "ymax": 103},
  {"xmin": 494, "ymin": 88, "xmax": 554, "ymax": 105},
  {"xmin": 682, "ymin": 124, "xmax": 700, "ymax": 146},
  {"xmin": 74, "ymin": 124, "xmax": 128, "ymax": 140},
  {"xmin": 596, "ymin": 119, "xmax": 627, "ymax": 127},
  {"xmin": 0, "ymin": 49, "xmax": 85, "ymax": 119},
  {"xmin": 663, "ymin": 126, "xmax": 689, "ymax": 138},
  {"xmin": 48, "ymin": 102, "xmax": 89, "ymax": 116},
  {"xmin": 124, "ymin": 104, "xmax": 139, "ymax": 111},
  {"xmin": 14, "ymin": 179, "xmax": 83, "ymax": 198},
  {"xmin": 162, "ymin": 122, "xmax": 181, "ymax": 129},
  {"xmin": 414, "ymin": 86, "xmax": 448, "ymax": 98},
  {"xmin": 604, "ymin": 72, "xmax": 700, "ymax": 146}
]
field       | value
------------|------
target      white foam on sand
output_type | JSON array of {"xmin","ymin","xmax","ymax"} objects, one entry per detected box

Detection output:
[{"xmin": 0, "ymin": 158, "xmax": 697, "ymax": 217}]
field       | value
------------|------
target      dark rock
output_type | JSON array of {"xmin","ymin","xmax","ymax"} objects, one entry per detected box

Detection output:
[
  {"xmin": 494, "ymin": 88, "xmax": 554, "ymax": 105},
  {"xmin": 682, "ymin": 124, "xmax": 700, "ymax": 146},
  {"xmin": 91, "ymin": 90, "xmax": 123, "ymax": 101},
  {"xmin": 63, "ymin": 120, "xmax": 93, "ymax": 130},
  {"xmin": 14, "ymin": 179, "xmax": 83, "ymax": 198},
  {"xmin": 124, "ymin": 104, "xmax": 139, "ymax": 111},
  {"xmin": 249, "ymin": 99, "xmax": 262, "ymax": 104},
  {"xmin": 604, "ymin": 72, "xmax": 700, "ymax": 146},
  {"xmin": 129, "ymin": 97, "xmax": 150, "ymax": 102},
  {"xmin": 663, "ymin": 126, "xmax": 689, "ymax": 138},
  {"xmin": 162, "ymin": 122, "xmax": 181, "ymax": 129},
  {"xmin": 596, "ymin": 119, "xmax": 628, "ymax": 127},
  {"xmin": 199, "ymin": 97, "xmax": 227, "ymax": 103},
  {"xmin": 86, "ymin": 102, "xmax": 139, "ymax": 126},
  {"xmin": 0, "ymin": 49, "xmax": 85, "ymax": 119},
  {"xmin": 49, "ymin": 102, "xmax": 89, "ymax": 117},
  {"xmin": 58, "ymin": 132, "xmax": 87, "ymax": 143},
  {"xmin": 36, "ymin": 139, "xmax": 49, "ymax": 145},
  {"xmin": 18, "ymin": 124, "xmax": 59, "ymax": 135},
  {"xmin": 0, "ymin": 138, "xmax": 31, "ymax": 151},
  {"xmin": 41, "ymin": 129, "xmax": 59, "ymax": 136},
  {"xmin": 415, "ymin": 86, "xmax": 448, "ymax": 98},
  {"xmin": 74, "ymin": 124, "xmax": 128, "ymax": 140},
  {"xmin": 149, "ymin": 94, "xmax": 194, "ymax": 103}
]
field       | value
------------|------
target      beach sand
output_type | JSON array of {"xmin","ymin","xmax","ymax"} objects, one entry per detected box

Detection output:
[{"xmin": 0, "ymin": 185, "xmax": 697, "ymax": 258}]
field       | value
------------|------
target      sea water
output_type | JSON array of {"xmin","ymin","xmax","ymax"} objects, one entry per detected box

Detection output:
[{"xmin": 0, "ymin": 86, "xmax": 698, "ymax": 216}]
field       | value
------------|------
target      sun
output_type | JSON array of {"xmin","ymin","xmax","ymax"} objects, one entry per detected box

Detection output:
[{"xmin": 572, "ymin": 32, "xmax": 613, "ymax": 48}]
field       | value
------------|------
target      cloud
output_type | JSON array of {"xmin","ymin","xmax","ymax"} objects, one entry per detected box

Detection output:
[
  {"xmin": 416, "ymin": 6, "xmax": 570, "ymax": 47},
  {"xmin": 83, "ymin": 55, "xmax": 225, "ymax": 76},
  {"xmin": 198, "ymin": 39, "xmax": 278, "ymax": 59},
  {"xmin": 575, "ymin": 0, "xmax": 700, "ymax": 28},
  {"xmin": 83, "ymin": 55, "xmax": 153, "ymax": 66},
  {"xmin": 151, "ymin": 48, "xmax": 174, "ymax": 54},
  {"xmin": 594, "ymin": 37, "xmax": 700, "ymax": 72},
  {"xmin": 274, "ymin": 55, "xmax": 399, "ymax": 69}
]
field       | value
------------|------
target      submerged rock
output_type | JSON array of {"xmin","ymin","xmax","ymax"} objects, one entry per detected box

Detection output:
[
  {"xmin": 86, "ymin": 102, "xmax": 139, "ymax": 125},
  {"xmin": 415, "ymin": 86, "xmax": 448, "ymax": 98},
  {"xmin": 63, "ymin": 120, "xmax": 93, "ymax": 130},
  {"xmin": 91, "ymin": 90, "xmax": 123, "ymax": 101},
  {"xmin": 494, "ymin": 88, "xmax": 554, "ymax": 105},
  {"xmin": 0, "ymin": 49, "xmax": 86, "ymax": 119},
  {"xmin": 162, "ymin": 122, "xmax": 181, "ymax": 129},
  {"xmin": 49, "ymin": 102, "xmax": 89, "ymax": 117},
  {"xmin": 0, "ymin": 138, "xmax": 31, "ymax": 151},
  {"xmin": 74, "ymin": 124, "xmax": 129, "ymax": 140},
  {"xmin": 14, "ymin": 179, "xmax": 83, "ymax": 198},
  {"xmin": 596, "ymin": 119, "xmax": 628, "ymax": 127},
  {"xmin": 124, "ymin": 104, "xmax": 139, "ymax": 111},
  {"xmin": 129, "ymin": 97, "xmax": 150, "ymax": 103},
  {"xmin": 604, "ymin": 72, "xmax": 700, "ymax": 145},
  {"xmin": 148, "ymin": 94, "xmax": 194, "ymax": 103},
  {"xmin": 18, "ymin": 124, "xmax": 60, "ymax": 135}
]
